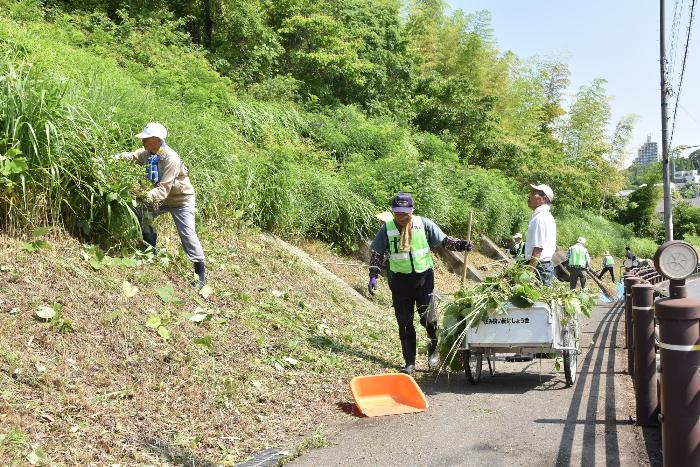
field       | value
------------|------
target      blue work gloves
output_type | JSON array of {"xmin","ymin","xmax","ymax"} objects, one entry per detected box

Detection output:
[{"xmin": 368, "ymin": 275, "xmax": 378, "ymax": 295}]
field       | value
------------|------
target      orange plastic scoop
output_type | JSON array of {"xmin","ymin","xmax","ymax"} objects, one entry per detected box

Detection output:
[{"xmin": 350, "ymin": 373, "xmax": 428, "ymax": 417}]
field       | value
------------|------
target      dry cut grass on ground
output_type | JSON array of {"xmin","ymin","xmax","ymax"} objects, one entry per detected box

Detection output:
[{"xmin": 0, "ymin": 221, "xmax": 400, "ymax": 466}]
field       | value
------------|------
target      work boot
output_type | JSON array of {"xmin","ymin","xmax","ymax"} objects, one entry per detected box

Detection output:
[
  {"xmin": 400, "ymin": 364, "xmax": 415, "ymax": 375},
  {"xmin": 142, "ymin": 231, "xmax": 157, "ymax": 249},
  {"xmin": 193, "ymin": 261, "xmax": 206, "ymax": 289},
  {"xmin": 428, "ymin": 340, "xmax": 440, "ymax": 370},
  {"xmin": 400, "ymin": 337, "xmax": 417, "ymax": 371}
]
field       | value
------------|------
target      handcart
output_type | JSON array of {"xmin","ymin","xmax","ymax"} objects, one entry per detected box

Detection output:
[{"xmin": 459, "ymin": 300, "xmax": 580, "ymax": 387}]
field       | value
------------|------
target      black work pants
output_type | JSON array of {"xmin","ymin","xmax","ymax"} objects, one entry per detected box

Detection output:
[
  {"xmin": 598, "ymin": 266, "xmax": 615, "ymax": 282},
  {"xmin": 569, "ymin": 266, "xmax": 587, "ymax": 290},
  {"xmin": 389, "ymin": 268, "xmax": 436, "ymax": 366}
]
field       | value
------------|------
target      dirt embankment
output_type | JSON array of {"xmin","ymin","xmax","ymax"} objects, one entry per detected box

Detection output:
[{"xmin": 0, "ymin": 222, "xmax": 401, "ymax": 465}]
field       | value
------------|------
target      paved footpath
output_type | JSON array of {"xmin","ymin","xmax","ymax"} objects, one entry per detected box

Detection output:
[
  {"xmin": 687, "ymin": 276, "xmax": 700, "ymax": 297},
  {"xmin": 292, "ymin": 300, "xmax": 643, "ymax": 467}
]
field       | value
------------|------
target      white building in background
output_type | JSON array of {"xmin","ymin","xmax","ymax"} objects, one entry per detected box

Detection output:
[
  {"xmin": 673, "ymin": 170, "xmax": 700, "ymax": 186},
  {"xmin": 633, "ymin": 136, "xmax": 659, "ymax": 165}
]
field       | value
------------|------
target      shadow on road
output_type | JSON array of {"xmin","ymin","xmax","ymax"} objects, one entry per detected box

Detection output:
[
  {"xmin": 641, "ymin": 425, "xmax": 662, "ymax": 467},
  {"xmin": 544, "ymin": 301, "xmax": 628, "ymax": 466},
  {"xmin": 415, "ymin": 364, "xmax": 565, "ymax": 396}
]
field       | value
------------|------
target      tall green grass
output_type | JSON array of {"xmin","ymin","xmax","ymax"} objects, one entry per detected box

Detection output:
[
  {"xmin": 0, "ymin": 8, "xmax": 622, "ymax": 253},
  {"xmin": 556, "ymin": 208, "xmax": 657, "ymax": 257}
]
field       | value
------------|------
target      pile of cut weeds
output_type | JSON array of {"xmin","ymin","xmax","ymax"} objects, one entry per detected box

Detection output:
[{"xmin": 0, "ymin": 221, "xmax": 399, "ymax": 465}]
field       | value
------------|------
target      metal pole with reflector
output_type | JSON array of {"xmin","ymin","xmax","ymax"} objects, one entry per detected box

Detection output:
[
  {"xmin": 631, "ymin": 283, "xmax": 658, "ymax": 426},
  {"xmin": 653, "ymin": 241, "xmax": 700, "ymax": 467},
  {"xmin": 624, "ymin": 274, "xmax": 641, "ymax": 376}
]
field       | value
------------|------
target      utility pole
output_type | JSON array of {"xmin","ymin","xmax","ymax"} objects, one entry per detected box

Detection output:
[{"xmin": 660, "ymin": 0, "xmax": 673, "ymax": 241}]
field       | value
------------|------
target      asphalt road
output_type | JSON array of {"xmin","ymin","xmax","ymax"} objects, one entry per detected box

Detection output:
[
  {"xmin": 291, "ymin": 301, "xmax": 640, "ymax": 467},
  {"xmin": 687, "ymin": 276, "xmax": 700, "ymax": 297}
]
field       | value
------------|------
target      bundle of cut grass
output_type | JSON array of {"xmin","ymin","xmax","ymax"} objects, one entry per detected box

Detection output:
[{"xmin": 438, "ymin": 263, "xmax": 595, "ymax": 371}]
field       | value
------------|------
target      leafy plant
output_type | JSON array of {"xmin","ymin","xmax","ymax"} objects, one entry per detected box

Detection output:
[
  {"xmin": 194, "ymin": 335, "xmax": 213, "ymax": 350},
  {"xmin": 145, "ymin": 312, "xmax": 171, "ymax": 341},
  {"xmin": 156, "ymin": 285, "xmax": 181, "ymax": 304},
  {"xmin": 34, "ymin": 303, "xmax": 74, "ymax": 332},
  {"xmin": 21, "ymin": 227, "xmax": 51, "ymax": 253},
  {"xmin": 81, "ymin": 246, "xmax": 137, "ymax": 270}
]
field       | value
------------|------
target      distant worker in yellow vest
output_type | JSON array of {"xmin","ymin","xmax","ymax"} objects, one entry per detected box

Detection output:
[
  {"xmin": 367, "ymin": 192, "xmax": 473, "ymax": 375},
  {"xmin": 598, "ymin": 251, "xmax": 615, "ymax": 282},
  {"xmin": 566, "ymin": 237, "xmax": 591, "ymax": 290},
  {"xmin": 508, "ymin": 232, "xmax": 525, "ymax": 260}
]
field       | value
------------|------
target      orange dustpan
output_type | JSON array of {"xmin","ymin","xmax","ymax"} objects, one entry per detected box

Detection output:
[{"xmin": 350, "ymin": 373, "xmax": 428, "ymax": 417}]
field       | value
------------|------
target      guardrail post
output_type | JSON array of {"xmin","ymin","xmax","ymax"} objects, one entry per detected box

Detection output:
[
  {"xmin": 631, "ymin": 283, "xmax": 658, "ymax": 426},
  {"xmin": 624, "ymin": 275, "xmax": 642, "ymax": 376},
  {"xmin": 655, "ymin": 279, "xmax": 700, "ymax": 467}
]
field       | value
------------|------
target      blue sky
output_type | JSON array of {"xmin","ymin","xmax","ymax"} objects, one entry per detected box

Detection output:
[{"xmin": 448, "ymin": 0, "xmax": 700, "ymax": 163}]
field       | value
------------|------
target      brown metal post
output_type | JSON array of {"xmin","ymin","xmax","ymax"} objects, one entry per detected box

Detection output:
[
  {"xmin": 632, "ymin": 283, "xmax": 658, "ymax": 426},
  {"xmin": 655, "ymin": 289, "xmax": 700, "ymax": 466},
  {"xmin": 624, "ymin": 275, "xmax": 642, "ymax": 376}
]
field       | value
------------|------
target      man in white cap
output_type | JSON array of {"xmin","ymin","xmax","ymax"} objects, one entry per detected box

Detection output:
[
  {"xmin": 566, "ymin": 236, "xmax": 591, "ymax": 290},
  {"xmin": 113, "ymin": 122, "xmax": 206, "ymax": 288},
  {"xmin": 508, "ymin": 232, "xmax": 525, "ymax": 260},
  {"xmin": 524, "ymin": 184, "xmax": 557, "ymax": 285}
]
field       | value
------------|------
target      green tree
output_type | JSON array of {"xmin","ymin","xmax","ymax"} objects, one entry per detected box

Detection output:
[
  {"xmin": 599, "ymin": 114, "xmax": 637, "ymax": 214},
  {"xmin": 562, "ymin": 78, "xmax": 611, "ymax": 162},
  {"xmin": 690, "ymin": 149, "xmax": 700, "ymax": 170},
  {"xmin": 673, "ymin": 201, "xmax": 700, "ymax": 238},
  {"xmin": 618, "ymin": 169, "xmax": 663, "ymax": 238},
  {"xmin": 535, "ymin": 55, "xmax": 570, "ymax": 135}
]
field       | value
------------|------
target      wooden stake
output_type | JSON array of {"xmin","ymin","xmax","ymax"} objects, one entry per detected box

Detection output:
[{"xmin": 461, "ymin": 211, "xmax": 473, "ymax": 286}]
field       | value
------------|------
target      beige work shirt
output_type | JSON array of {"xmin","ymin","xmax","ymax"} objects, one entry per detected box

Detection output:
[{"xmin": 117, "ymin": 145, "xmax": 195, "ymax": 207}]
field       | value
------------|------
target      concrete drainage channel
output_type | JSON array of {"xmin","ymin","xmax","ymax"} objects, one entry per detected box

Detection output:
[
  {"xmin": 144, "ymin": 436, "xmax": 289, "ymax": 466},
  {"xmin": 235, "ymin": 448, "xmax": 290, "ymax": 466}
]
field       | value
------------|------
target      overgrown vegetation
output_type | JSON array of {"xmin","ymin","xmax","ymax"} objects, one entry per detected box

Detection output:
[{"xmin": 0, "ymin": 0, "xmax": 648, "ymax": 253}]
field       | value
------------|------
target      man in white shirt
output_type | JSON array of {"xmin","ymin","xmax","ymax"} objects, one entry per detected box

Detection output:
[{"xmin": 524, "ymin": 184, "xmax": 557, "ymax": 285}]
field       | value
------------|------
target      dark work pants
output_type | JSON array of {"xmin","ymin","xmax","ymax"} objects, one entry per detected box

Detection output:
[
  {"xmin": 389, "ymin": 268, "xmax": 436, "ymax": 366},
  {"xmin": 598, "ymin": 266, "xmax": 615, "ymax": 282},
  {"xmin": 569, "ymin": 266, "xmax": 587, "ymax": 290}
]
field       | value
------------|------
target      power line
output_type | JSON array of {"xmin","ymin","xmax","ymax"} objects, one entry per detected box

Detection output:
[
  {"xmin": 669, "ymin": 0, "xmax": 685, "ymax": 75},
  {"xmin": 669, "ymin": 0, "xmax": 697, "ymax": 149},
  {"xmin": 679, "ymin": 103, "xmax": 700, "ymax": 127}
]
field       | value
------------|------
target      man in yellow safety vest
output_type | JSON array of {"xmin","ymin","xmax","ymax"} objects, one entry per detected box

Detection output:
[
  {"xmin": 598, "ymin": 251, "xmax": 615, "ymax": 282},
  {"xmin": 566, "ymin": 237, "xmax": 591, "ymax": 290},
  {"xmin": 367, "ymin": 192, "xmax": 472, "ymax": 375}
]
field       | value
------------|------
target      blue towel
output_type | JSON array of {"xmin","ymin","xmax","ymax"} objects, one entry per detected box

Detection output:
[
  {"xmin": 146, "ymin": 154, "xmax": 160, "ymax": 183},
  {"xmin": 616, "ymin": 280, "xmax": 625, "ymax": 299}
]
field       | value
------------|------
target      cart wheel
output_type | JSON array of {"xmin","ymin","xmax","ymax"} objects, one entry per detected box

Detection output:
[
  {"xmin": 563, "ymin": 324, "xmax": 578, "ymax": 387},
  {"xmin": 461, "ymin": 349, "xmax": 482, "ymax": 384}
]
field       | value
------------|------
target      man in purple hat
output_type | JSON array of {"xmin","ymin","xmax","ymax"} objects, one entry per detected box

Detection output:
[{"xmin": 367, "ymin": 192, "xmax": 472, "ymax": 375}]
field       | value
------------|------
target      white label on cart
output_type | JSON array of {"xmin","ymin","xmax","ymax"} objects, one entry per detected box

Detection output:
[
  {"xmin": 467, "ymin": 305, "xmax": 554, "ymax": 346},
  {"xmin": 484, "ymin": 317, "xmax": 532, "ymax": 325}
]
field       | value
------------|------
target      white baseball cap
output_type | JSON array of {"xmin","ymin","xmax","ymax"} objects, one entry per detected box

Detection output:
[
  {"xmin": 135, "ymin": 122, "xmax": 167, "ymax": 140},
  {"xmin": 577, "ymin": 236, "xmax": 586, "ymax": 244},
  {"xmin": 530, "ymin": 183, "xmax": 554, "ymax": 202},
  {"xmin": 513, "ymin": 232, "xmax": 522, "ymax": 239}
]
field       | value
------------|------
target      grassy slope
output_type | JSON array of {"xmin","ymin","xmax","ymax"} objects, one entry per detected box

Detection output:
[{"xmin": 0, "ymin": 220, "xmax": 403, "ymax": 465}]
